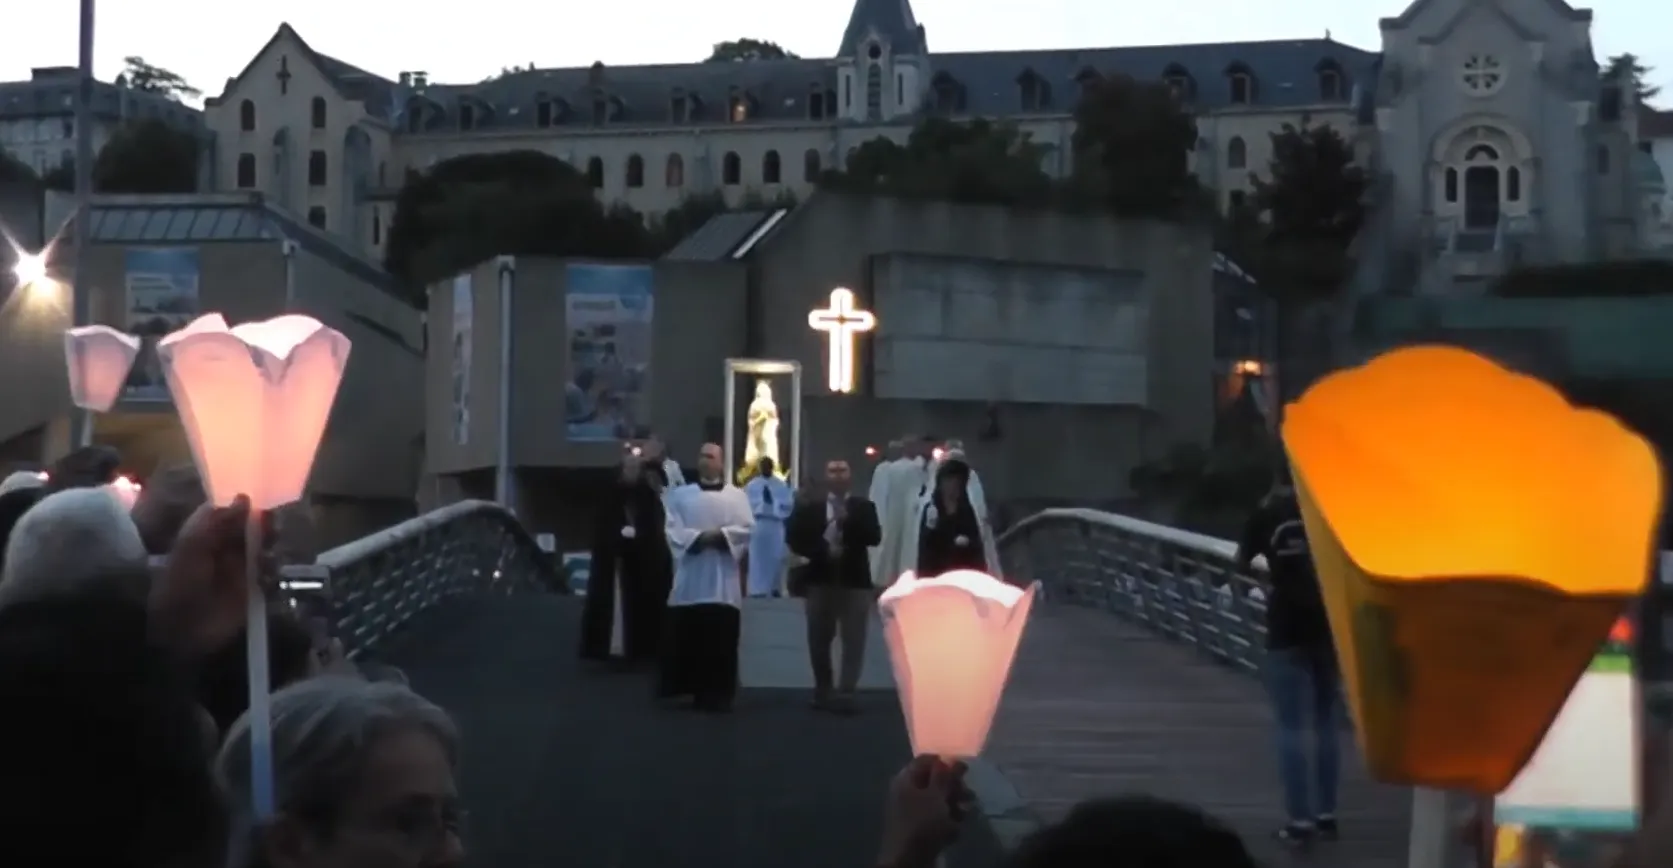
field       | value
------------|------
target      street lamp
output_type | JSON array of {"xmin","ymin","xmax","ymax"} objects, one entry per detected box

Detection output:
[{"xmin": 12, "ymin": 250, "xmax": 48, "ymax": 289}]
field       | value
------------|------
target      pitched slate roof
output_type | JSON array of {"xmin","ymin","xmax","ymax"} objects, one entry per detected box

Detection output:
[
  {"xmin": 661, "ymin": 209, "xmax": 789, "ymax": 261},
  {"xmin": 839, "ymin": 0, "xmax": 927, "ymax": 57},
  {"xmin": 205, "ymin": 24, "xmax": 402, "ymax": 122},
  {"xmin": 352, "ymin": 38, "xmax": 1376, "ymax": 135}
]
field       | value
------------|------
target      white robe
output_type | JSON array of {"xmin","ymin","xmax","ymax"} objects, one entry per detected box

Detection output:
[
  {"xmin": 872, "ymin": 457, "xmax": 930, "ymax": 587},
  {"xmin": 743, "ymin": 475, "xmax": 793, "ymax": 596},
  {"xmin": 664, "ymin": 482, "xmax": 753, "ymax": 608},
  {"xmin": 903, "ymin": 460, "xmax": 1001, "ymax": 580}
]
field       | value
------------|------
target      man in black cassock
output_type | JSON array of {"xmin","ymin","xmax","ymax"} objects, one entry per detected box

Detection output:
[{"xmin": 579, "ymin": 456, "xmax": 672, "ymax": 664}]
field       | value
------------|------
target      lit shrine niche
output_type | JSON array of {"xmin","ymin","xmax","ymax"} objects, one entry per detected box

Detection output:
[{"xmin": 807, "ymin": 287, "xmax": 876, "ymax": 393}]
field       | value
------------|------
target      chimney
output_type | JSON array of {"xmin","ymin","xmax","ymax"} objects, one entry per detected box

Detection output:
[
  {"xmin": 413, "ymin": 71, "xmax": 429, "ymax": 89},
  {"xmin": 399, "ymin": 71, "xmax": 412, "ymax": 87}
]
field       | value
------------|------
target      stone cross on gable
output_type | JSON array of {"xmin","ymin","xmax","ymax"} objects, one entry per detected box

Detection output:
[{"xmin": 276, "ymin": 55, "xmax": 292, "ymax": 95}]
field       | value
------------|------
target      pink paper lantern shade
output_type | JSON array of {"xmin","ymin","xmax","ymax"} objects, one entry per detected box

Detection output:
[
  {"xmin": 64, "ymin": 325, "xmax": 142, "ymax": 412},
  {"xmin": 157, "ymin": 314, "xmax": 352, "ymax": 510},
  {"xmin": 878, "ymin": 569, "xmax": 1039, "ymax": 759}
]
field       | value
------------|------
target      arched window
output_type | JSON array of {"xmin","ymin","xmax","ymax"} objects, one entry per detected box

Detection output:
[
  {"xmin": 722, "ymin": 151, "xmax": 741, "ymax": 185},
  {"xmin": 459, "ymin": 104, "xmax": 476, "ymax": 131},
  {"xmin": 239, "ymin": 99, "xmax": 256, "ymax": 132},
  {"xmin": 762, "ymin": 150, "xmax": 781, "ymax": 184},
  {"xmin": 666, "ymin": 154, "xmax": 684, "ymax": 188},
  {"xmin": 1318, "ymin": 67, "xmax": 1343, "ymax": 101},
  {"xmin": 1225, "ymin": 63, "xmax": 1256, "ymax": 104},
  {"xmin": 803, "ymin": 149, "xmax": 821, "ymax": 182},
  {"xmin": 1227, "ymin": 137, "xmax": 1247, "ymax": 170},
  {"xmin": 586, "ymin": 157, "xmax": 604, "ymax": 188},
  {"xmin": 236, "ymin": 153, "xmax": 256, "ymax": 188},
  {"xmin": 307, "ymin": 150, "xmax": 328, "ymax": 186},
  {"xmin": 865, "ymin": 64, "xmax": 882, "ymax": 119},
  {"xmin": 625, "ymin": 154, "xmax": 644, "ymax": 188},
  {"xmin": 310, "ymin": 96, "xmax": 327, "ymax": 129}
]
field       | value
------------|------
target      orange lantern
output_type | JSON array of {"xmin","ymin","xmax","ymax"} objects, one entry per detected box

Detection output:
[
  {"xmin": 878, "ymin": 569, "xmax": 1039, "ymax": 759},
  {"xmin": 1282, "ymin": 346, "xmax": 1659, "ymax": 793}
]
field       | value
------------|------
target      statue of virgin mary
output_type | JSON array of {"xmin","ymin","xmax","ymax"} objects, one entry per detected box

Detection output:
[{"xmin": 738, "ymin": 379, "xmax": 783, "ymax": 484}]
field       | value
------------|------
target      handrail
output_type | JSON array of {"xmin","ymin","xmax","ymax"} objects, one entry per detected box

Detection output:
[
  {"xmin": 996, "ymin": 507, "xmax": 1271, "ymax": 672},
  {"xmin": 282, "ymin": 499, "xmax": 566, "ymax": 661}
]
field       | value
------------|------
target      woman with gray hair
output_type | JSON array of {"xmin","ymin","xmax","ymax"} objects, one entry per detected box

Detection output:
[{"xmin": 217, "ymin": 676, "xmax": 465, "ymax": 868}]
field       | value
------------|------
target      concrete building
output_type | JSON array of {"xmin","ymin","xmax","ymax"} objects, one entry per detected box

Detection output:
[
  {"xmin": 0, "ymin": 191, "xmax": 423, "ymax": 546},
  {"xmin": 0, "ymin": 67, "xmax": 204, "ymax": 175},
  {"xmin": 201, "ymin": 17, "xmax": 1374, "ymax": 261},
  {"xmin": 423, "ymin": 192, "xmax": 1223, "ymax": 540}
]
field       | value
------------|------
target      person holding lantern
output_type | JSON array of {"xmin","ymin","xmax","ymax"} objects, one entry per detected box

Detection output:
[{"xmin": 1236, "ymin": 467, "xmax": 1342, "ymax": 845}]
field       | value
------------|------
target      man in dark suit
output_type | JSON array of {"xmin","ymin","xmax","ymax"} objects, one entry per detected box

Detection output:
[{"xmin": 787, "ymin": 459, "xmax": 882, "ymax": 713}]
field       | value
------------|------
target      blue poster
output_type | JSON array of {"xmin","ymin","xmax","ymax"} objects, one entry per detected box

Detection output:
[
  {"xmin": 564, "ymin": 264, "xmax": 653, "ymax": 441},
  {"xmin": 123, "ymin": 248, "xmax": 200, "ymax": 402}
]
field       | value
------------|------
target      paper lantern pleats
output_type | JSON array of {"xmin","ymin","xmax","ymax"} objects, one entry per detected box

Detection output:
[
  {"xmin": 156, "ymin": 314, "xmax": 351, "ymax": 510},
  {"xmin": 64, "ymin": 326, "xmax": 141, "ymax": 412},
  {"xmin": 879, "ymin": 570, "xmax": 1038, "ymax": 759},
  {"xmin": 1282, "ymin": 345, "xmax": 1660, "ymax": 793}
]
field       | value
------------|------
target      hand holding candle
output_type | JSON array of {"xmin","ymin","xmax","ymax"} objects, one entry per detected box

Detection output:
[
  {"xmin": 879, "ymin": 569, "xmax": 1038, "ymax": 759},
  {"xmin": 157, "ymin": 313, "xmax": 351, "ymax": 819},
  {"xmin": 1281, "ymin": 345, "xmax": 1660, "ymax": 793}
]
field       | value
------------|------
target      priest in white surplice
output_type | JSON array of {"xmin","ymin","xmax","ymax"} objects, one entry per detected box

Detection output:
[
  {"xmin": 659, "ymin": 443, "xmax": 753, "ymax": 712},
  {"xmin": 743, "ymin": 456, "xmax": 793, "ymax": 597},
  {"xmin": 869, "ymin": 437, "xmax": 933, "ymax": 588}
]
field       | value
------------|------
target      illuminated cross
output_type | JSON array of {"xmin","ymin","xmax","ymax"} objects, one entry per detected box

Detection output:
[{"xmin": 807, "ymin": 287, "xmax": 876, "ymax": 394}]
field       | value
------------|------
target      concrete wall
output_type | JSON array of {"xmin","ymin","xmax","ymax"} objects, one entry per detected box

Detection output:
[
  {"xmin": 424, "ymin": 256, "xmax": 748, "ymax": 475},
  {"xmin": 0, "ymin": 237, "xmax": 423, "ymax": 501}
]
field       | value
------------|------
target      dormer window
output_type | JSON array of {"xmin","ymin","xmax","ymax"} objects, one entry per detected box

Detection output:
[
  {"xmin": 728, "ymin": 89, "xmax": 752, "ymax": 123},
  {"xmin": 1018, "ymin": 69, "xmax": 1052, "ymax": 112},
  {"xmin": 536, "ymin": 97, "xmax": 563, "ymax": 128},
  {"xmin": 1073, "ymin": 67, "xmax": 1101, "ymax": 98},
  {"xmin": 808, "ymin": 85, "xmax": 837, "ymax": 120},
  {"xmin": 1226, "ymin": 63, "xmax": 1256, "ymax": 104},
  {"xmin": 670, "ymin": 91, "xmax": 690, "ymax": 123},
  {"xmin": 1161, "ymin": 64, "xmax": 1196, "ymax": 101},
  {"xmin": 404, "ymin": 99, "xmax": 428, "ymax": 133},
  {"xmin": 1316, "ymin": 60, "xmax": 1344, "ymax": 101},
  {"xmin": 592, "ymin": 92, "xmax": 613, "ymax": 125},
  {"xmin": 931, "ymin": 73, "xmax": 966, "ymax": 115},
  {"xmin": 458, "ymin": 103, "xmax": 476, "ymax": 131}
]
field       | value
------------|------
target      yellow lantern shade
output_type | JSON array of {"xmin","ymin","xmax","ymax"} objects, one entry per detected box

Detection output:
[
  {"xmin": 64, "ymin": 325, "xmax": 141, "ymax": 412},
  {"xmin": 1281, "ymin": 345, "xmax": 1659, "ymax": 793},
  {"xmin": 156, "ymin": 314, "xmax": 351, "ymax": 510}
]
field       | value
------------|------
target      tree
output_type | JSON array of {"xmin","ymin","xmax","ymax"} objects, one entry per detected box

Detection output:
[
  {"xmin": 93, "ymin": 119, "xmax": 200, "ymax": 194},
  {"xmin": 1604, "ymin": 53, "xmax": 1660, "ymax": 106},
  {"xmin": 0, "ymin": 147, "xmax": 35, "ymax": 187},
  {"xmin": 1070, "ymin": 74, "xmax": 1201, "ymax": 219},
  {"xmin": 383, "ymin": 150, "xmax": 654, "ymax": 300},
  {"xmin": 1249, "ymin": 122, "xmax": 1369, "ymax": 299},
  {"xmin": 119, "ymin": 56, "xmax": 201, "ymax": 102},
  {"xmin": 820, "ymin": 117, "xmax": 1055, "ymax": 207},
  {"xmin": 483, "ymin": 63, "xmax": 535, "ymax": 82},
  {"xmin": 706, "ymin": 39, "xmax": 797, "ymax": 63}
]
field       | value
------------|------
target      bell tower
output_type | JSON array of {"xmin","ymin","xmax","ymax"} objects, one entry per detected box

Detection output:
[{"xmin": 834, "ymin": 0, "xmax": 929, "ymax": 123}]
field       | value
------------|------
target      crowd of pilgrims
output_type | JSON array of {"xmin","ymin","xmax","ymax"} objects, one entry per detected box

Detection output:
[{"xmin": 0, "ymin": 442, "xmax": 1666, "ymax": 868}]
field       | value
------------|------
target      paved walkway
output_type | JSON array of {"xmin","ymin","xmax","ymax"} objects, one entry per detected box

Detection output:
[
  {"xmin": 378, "ymin": 595, "xmax": 1004, "ymax": 868},
  {"xmin": 982, "ymin": 602, "xmax": 1414, "ymax": 867}
]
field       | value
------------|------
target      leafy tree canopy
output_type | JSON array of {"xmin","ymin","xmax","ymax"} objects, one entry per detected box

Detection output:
[
  {"xmin": 384, "ymin": 150, "xmax": 653, "ymax": 299},
  {"xmin": 119, "ymin": 56, "xmax": 201, "ymax": 102},
  {"xmin": 1071, "ymin": 73, "xmax": 1202, "ymax": 219},
  {"xmin": 92, "ymin": 119, "xmax": 200, "ymax": 194},
  {"xmin": 1604, "ymin": 53, "xmax": 1660, "ymax": 106},
  {"xmin": 820, "ymin": 118, "xmax": 1056, "ymax": 207},
  {"xmin": 1247, "ymin": 122, "xmax": 1369, "ymax": 300},
  {"xmin": 0, "ymin": 147, "xmax": 35, "ymax": 187},
  {"xmin": 706, "ymin": 39, "xmax": 797, "ymax": 63}
]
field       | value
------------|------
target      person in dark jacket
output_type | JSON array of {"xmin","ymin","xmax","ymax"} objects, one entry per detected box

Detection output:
[
  {"xmin": 913, "ymin": 458, "xmax": 989, "ymax": 578},
  {"xmin": 787, "ymin": 459, "xmax": 882, "ymax": 712},
  {"xmin": 579, "ymin": 456, "xmax": 673, "ymax": 664},
  {"xmin": 1236, "ymin": 468, "xmax": 1341, "ymax": 845}
]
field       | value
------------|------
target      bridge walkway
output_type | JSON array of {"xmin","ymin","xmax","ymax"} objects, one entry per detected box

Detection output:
[{"xmin": 983, "ymin": 601, "xmax": 1415, "ymax": 868}]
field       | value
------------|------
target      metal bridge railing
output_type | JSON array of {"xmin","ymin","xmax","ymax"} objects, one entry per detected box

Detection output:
[
  {"xmin": 279, "ymin": 499, "xmax": 566, "ymax": 660},
  {"xmin": 995, "ymin": 507, "xmax": 1272, "ymax": 673}
]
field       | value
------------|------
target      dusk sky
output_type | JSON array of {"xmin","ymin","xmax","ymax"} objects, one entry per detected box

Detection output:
[{"xmin": 5, "ymin": 0, "xmax": 1670, "ymax": 106}]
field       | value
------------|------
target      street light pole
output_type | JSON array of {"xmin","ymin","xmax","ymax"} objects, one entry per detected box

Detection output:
[{"xmin": 69, "ymin": 0, "xmax": 95, "ymax": 448}]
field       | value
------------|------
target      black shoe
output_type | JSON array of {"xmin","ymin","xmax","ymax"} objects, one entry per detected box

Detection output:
[
  {"xmin": 1275, "ymin": 823, "xmax": 1314, "ymax": 846},
  {"xmin": 1314, "ymin": 815, "xmax": 1338, "ymax": 840}
]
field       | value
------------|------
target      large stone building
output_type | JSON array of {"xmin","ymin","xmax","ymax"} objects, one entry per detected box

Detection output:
[
  {"xmin": 0, "ymin": 66, "xmax": 205, "ymax": 175},
  {"xmin": 200, "ymin": 11, "xmax": 1374, "ymax": 261}
]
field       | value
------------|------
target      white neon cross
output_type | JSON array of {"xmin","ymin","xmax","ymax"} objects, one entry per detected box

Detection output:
[{"xmin": 807, "ymin": 287, "xmax": 876, "ymax": 393}]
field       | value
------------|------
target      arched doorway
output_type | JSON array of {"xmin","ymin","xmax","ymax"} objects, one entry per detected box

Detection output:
[{"xmin": 1462, "ymin": 144, "xmax": 1502, "ymax": 229}]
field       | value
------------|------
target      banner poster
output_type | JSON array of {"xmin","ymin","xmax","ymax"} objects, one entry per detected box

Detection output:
[
  {"xmin": 564, "ymin": 264, "xmax": 653, "ymax": 441},
  {"xmin": 123, "ymin": 247, "xmax": 200, "ymax": 401},
  {"xmin": 451, "ymin": 274, "xmax": 473, "ymax": 445}
]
